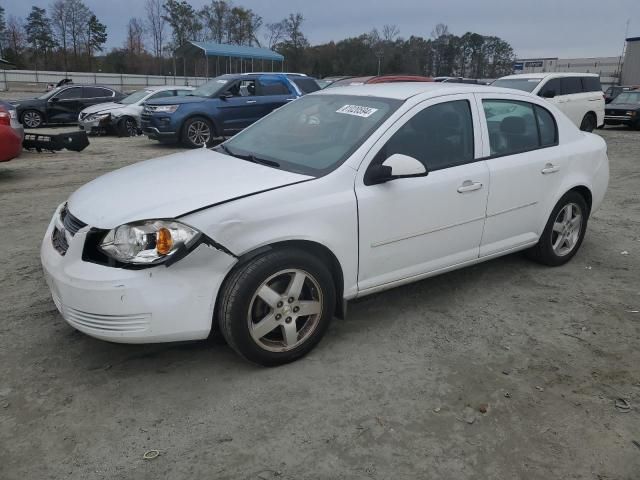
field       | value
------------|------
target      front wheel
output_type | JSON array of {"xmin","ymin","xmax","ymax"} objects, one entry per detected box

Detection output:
[
  {"xmin": 526, "ymin": 191, "xmax": 589, "ymax": 266},
  {"xmin": 21, "ymin": 110, "xmax": 44, "ymax": 128},
  {"xmin": 217, "ymin": 249, "xmax": 336, "ymax": 366},
  {"xmin": 117, "ymin": 117, "xmax": 138, "ymax": 137},
  {"xmin": 182, "ymin": 117, "xmax": 214, "ymax": 148}
]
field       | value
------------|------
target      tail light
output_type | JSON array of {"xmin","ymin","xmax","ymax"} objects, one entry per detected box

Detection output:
[{"xmin": 0, "ymin": 108, "xmax": 10, "ymax": 126}]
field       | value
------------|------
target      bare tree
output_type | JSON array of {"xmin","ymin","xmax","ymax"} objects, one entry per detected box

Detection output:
[
  {"xmin": 145, "ymin": 0, "xmax": 165, "ymax": 59},
  {"xmin": 201, "ymin": 0, "xmax": 230, "ymax": 44},
  {"xmin": 66, "ymin": 0, "xmax": 91, "ymax": 62},
  {"xmin": 264, "ymin": 20, "xmax": 287, "ymax": 49},
  {"xmin": 126, "ymin": 18, "xmax": 145, "ymax": 55},
  {"xmin": 51, "ymin": 0, "xmax": 70, "ymax": 70},
  {"xmin": 382, "ymin": 24, "xmax": 400, "ymax": 42},
  {"xmin": 6, "ymin": 15, "xmax": 26, "ymax": 59}
]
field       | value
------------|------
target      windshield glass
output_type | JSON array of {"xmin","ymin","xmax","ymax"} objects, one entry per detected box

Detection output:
[
  {"xmin": 189, "ymin": 76, "xmax": 233, "ymax": 97},
  {"xmin": 119, "ymin": 89, "xmax": 153, "ymax": 104},
  {"xmin": 38, "ymin": 87, "xmax": 62, "ymax": 100},
  {"xmin": 221, "ymin": 94, "xmax": 401, "ymax": 176},
  {"xmin": 612, "ymin": 91, "xmax": 640, "ymax": 104},
  {"xmin": 492, "ymin": 78, "xmax": 542, "ymax": 92}
]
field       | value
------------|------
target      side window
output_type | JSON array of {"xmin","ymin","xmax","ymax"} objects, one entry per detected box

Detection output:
[
  {"xmin": 561, "ymin": 77, "xmax": 582, "ymax": 95},
  {"xmin": 482, "ymin": 100, "xmax": 558, "ymax": 156},
  {"xmin": 538, "ymin": 78, "xmax": 561, "ymax": 98},
  {"xmin": 84, "ymin": 87, "xmax": 113, "ymax": 98},
  {"xmin": 482, "ymin": 100, "xmax": 539, "ymax": 156},
  {"xmin": 258, "ymin": 77, "xmax": 291, "ymax": 96},
  {"xmin": 225, "ymin": 80, "xmax": 256, "ymax": 97},
  {"xmin": 148, "ymin": 90, "xmax": 174, "ymax": 100},
  {"xmin": 535, "ymin": 105, "xmax": 558, "ymax": 146},
  {"xmin": 376, "ymin": 100, "xmax": 474, "ymax": 172},
  {"xmin": 56, "ymin": 87, "xmax": 82, "ymax": 100},
  {"xmin": 176, "ymin": 89, "xmax": 192, "ymax": 96},
  {"xmin": 581, "ymin": 76, "xmax": 601, "ymax": 92}
]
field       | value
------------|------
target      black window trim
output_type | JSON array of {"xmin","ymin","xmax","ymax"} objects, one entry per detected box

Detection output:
[
  {"xmin": 52, "ymin": 86, "xmax": 83, "ymax": 100},
  {"xmin": 82, "ymin": 86, "xmax": 116, "ymax": 99},
  {"xmin": 478, "ymin": 98, "xmax": 559, "ymax": 161}
]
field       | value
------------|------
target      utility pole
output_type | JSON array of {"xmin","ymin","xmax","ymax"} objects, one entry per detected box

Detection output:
[{"xmin": 376, "ymin": 50, "xmax": 384, "ymax": 76}]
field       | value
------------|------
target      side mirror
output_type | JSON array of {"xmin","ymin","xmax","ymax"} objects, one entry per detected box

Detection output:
[
  {"xmin": 50, "ymin": 97, "xmax": 60, "ymax": 103},
  {"xmin": 219, "ymin": 92, "xmax": 233, "ymax": 100},
  {"xmin": 541, "ymin": 90, "xmax": 556, "ymax": 99},
  {"xmin": 367, "ymin": 153, "xmax": 427, "ymax": 185}
]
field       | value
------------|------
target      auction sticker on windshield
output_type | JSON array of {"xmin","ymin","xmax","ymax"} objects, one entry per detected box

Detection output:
[{"xmin": 336, "ymin": 105, "xmax": 379, "ymax": 118}]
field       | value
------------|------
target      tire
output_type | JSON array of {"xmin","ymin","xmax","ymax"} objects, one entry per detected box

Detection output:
[
  {"xmin": 117, "ymin": 117, "xmax": 138, "ymax": 137},
  {"xmin": 217, "ymin": 249, "xmax": 336, "ymax": 366},
  {"xmin": 579, "ymin": 113, "xmax": 596, "ymax": 132},
  {"xmin": 21, "ymin": 110, "xmax": 44, "ymax": 128},
  {"xmin": 526, "ymin": 191, "xmax": 589, "ymax": 266},
  {"xmin": 181, "ymin": 117, "xmax": 214, "ymax": 148}
]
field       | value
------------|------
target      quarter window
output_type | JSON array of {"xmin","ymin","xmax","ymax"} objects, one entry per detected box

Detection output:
[
  {"xmin": 375, "ymin": 100, "xmax": 475, "ymax": 172},
  {"xmin": 258, "ymin": 78, "xmax": 291, "ymax": 96},
  {"xmin": 482, "ymin": 99, "xmax": 557, "ymax": 156},
  {"xmin": 561, "ymin": 77, "xmax": 582, "ymax": 95},
  {"xmin": 581, "ymin": 76, "xmax": 602, "ymax": 92}
]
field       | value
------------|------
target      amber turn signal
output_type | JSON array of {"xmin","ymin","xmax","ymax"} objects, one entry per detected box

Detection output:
[{"xmin": 156, "ymin": 227, "xmax": 173, "ymax": 255}]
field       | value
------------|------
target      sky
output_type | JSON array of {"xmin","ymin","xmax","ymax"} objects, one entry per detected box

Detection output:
[{"xmin": 2, "ymin": 0, "xmax": 639, "ymax": 59}]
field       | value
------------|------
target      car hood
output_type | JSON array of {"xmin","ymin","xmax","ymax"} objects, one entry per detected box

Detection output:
[
  {"xmin": 67, "ymin": 148, "xmax": 312, "ymax": 229},
  {"xmin": 80, "ymin": 102, "xmax": 127, "ymax": 115},
  {"xmin": 9, "ymin": 98, "xmax": 44, "ymax": 108},
  {"xmin": 606, "ymin": 103, "xmax": 640, "ymax": 111},
  {"xmin": 146, "ymin": 95, "xmax": 210, "ymax": 106}
]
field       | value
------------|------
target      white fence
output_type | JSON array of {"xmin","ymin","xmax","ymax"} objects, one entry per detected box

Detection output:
[{"xmin": 0, "ymin": 69, "xmax": 211, "ymax": 92}]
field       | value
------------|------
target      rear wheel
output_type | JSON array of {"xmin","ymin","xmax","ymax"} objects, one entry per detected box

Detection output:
[
  {"xmin": 182, "ymin": 117, "xmax": 214, "ymax": 148},
  {"xmin": 217, "ymin": 249, "xmax": 336, "ymax": 366},
  {"xmin": 579, "ymin": 112, "xmax": 596, "ymax": 132},
  {"xmin": 527, "ymin": 191, "xmax": 589, "ymax": 266},
  {"xmin": 21, "ymin": 110, "xmax": 43, "ymax": 128}
]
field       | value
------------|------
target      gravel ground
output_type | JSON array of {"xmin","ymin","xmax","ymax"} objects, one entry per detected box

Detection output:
[{"xmin": 0, "ymin": 124, "xmax": 639, "ymax": 480}]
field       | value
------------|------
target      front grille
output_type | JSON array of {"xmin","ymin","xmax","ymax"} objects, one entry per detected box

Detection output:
[
  {"xmin": 61, "ymin": 205, "xmax": 87, "ymax": 236},
  {"xmin": 52, "ymin": 205, "xmax": 88, "ymax": 256},
  {"xmin": 62, "ymin": 306, "xmax": 151, "ymax": 333}
]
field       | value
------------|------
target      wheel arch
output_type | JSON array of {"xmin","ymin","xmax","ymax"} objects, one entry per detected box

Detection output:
[
  {"xmin": 217, "ymin": 239, "xmax": 346, "ymax": 321},
  {"xmin": 567, "ymin": 185, "xmax": 593, "ymax": 213}
]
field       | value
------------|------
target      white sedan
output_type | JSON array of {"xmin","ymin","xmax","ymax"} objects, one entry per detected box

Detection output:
[{"xmin": 41, "ymin": 83, "xmax": 609, "ymax": 365}]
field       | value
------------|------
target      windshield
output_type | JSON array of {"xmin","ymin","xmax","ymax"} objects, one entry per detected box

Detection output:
[
  {"xmin": 221, "ymin": 94, "xmax": 402, "ymax": 176},
  {"xmin": 38, "ymin": 87, "xmax": 62, "ymax": 100},
  {"xmin": 612, "ymin": 91, "xmax": 640, "ymax": 104},
  {"xmin": 189, "ymin": 76, "xmax": 233, "ymax": 97},
  {"xmin": 119, "ymin": 89, "xmax": 153, "ymax": 104},
  {"xmin": 492, "ymin": 78, "xmax": 542, "ymax": 92}
]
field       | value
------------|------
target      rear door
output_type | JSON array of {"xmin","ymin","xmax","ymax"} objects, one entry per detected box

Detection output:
[
  {"xmin": 559, "ymin": 77, "xmax": 587, "ymax": 126},
  {"xmin": 47, "ymin": 86, "xmax": 83, "ymax": 123},
  {"xmin": 256, "ymin": 75, "xmax": 297, "ymax": 116}
]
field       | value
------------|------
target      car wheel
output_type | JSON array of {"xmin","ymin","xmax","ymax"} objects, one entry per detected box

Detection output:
[
  {"xmin": 21, "ymin": 110, "xmax": 44, "ymax": 128},
  {"xmin": 579, "ymin": 113, "xmax": 596, "ymax": 132},
  {"xmin": 218, "ymin": 249, "xmax": 336, "ymax": 366},
  {"xmin": 527, "ymin": 191, "xmax": 589, "ymax": 266},
  {"xmin": 182, "ymin": 117, "xmax": 214, "ymax": 148},
  {"xmin": 117, "ymin": 117, "xmax": 138, "ymax": 137}
]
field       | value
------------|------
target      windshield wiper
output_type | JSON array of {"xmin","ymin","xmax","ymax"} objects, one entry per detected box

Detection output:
[{"xmin": 217, "ymin": 144, "xmax": 280, "ymax": 168}]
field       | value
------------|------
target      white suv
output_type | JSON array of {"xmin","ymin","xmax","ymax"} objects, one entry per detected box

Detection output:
[{"xmin": 493, "ymin": 73, "xmax": 604, "ymax": 132}]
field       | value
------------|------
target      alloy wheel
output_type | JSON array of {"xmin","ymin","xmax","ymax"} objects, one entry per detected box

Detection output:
[
  {"xmin": 187, "ymin": 120, "xmax": 211, "ymax": 146},
  {"xmin": 247, "ymin": 269, "xmax": 323, "ymax": 352},
  {"xmin": 23, "ymin": 111, "xmax": 42, "ymax": 128},
  {"xmin": 125, "ymin": 119, "xmax": 137, "ymax": 136},
  {"xmin": 551, "ymin": 203, "xmax": 583, "ymax": 256}
]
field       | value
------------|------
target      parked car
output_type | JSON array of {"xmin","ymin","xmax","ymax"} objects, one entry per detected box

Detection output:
[
  {"xmin": 0, "ymin": 101, "xmax": 23, "ymax": 162},
  {"xmin": 492, "ymin": 73, "xmax": 605, "ymax": 132},
  {"xmin": 434, "ymin": 76, "xmax": 479, "ymax": 84},
  {"xmin": 604, "ymin": 89, "xmax": 640, "ymax": 129},
  {"xmin": 327, "ymin": 75, "xmax": 433, "ymax": 88},
  {"xmin": 141, "ymin": 73, "xmax": 319, "ymax": 148},
  {"xmin": 10, "ymin": 85, "xmax": 124, "ymax": 128},
  {"xmin": 604, "ymin": 85, "xmax": 640, "ymax": 103},
  {"xmin": 78, "ymin": 85, "xmax": 195, "ymax": 136},
  {"xmin": 41, "ymin": 83, "xmax": 608, "ymax": 365}
]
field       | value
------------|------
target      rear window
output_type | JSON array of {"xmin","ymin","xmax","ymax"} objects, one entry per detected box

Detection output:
[
  {"xmin": 491, "ymin": 78, "xmax": 542, "ymax": 93},
  {"xmin": 291, "ymin": 78, "xmax": 321, "ymax": 94},
  {"xmin": 581, "ymin": 76, "xmax": 602, "ymax": 92}
]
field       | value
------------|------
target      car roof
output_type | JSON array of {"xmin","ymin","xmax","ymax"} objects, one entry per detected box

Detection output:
[
  {"xmin": 315, "ymin": 82, "xmax": 507, "ymax": 100},
  {"xmin": 498, "ymin": 72, "xmax": 599, "ymax": 80},
  {"xmin": 144, "ymin": 85, "xmax": 194, "ymax": 91}
]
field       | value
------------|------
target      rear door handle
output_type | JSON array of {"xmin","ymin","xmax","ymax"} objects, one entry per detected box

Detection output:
[
  {"xmin": 457, "ymin": 180, "xmax": 483, "ymax": 193},
  {"xmin": 541, "ymin": 163, "xmax": 560, "ymax": 174},
  {"xmin": 246, "ymin": 100, "xmax": 257, "ymax": 104}
]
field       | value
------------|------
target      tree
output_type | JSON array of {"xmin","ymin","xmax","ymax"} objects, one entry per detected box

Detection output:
[
  {"xmin": 51, "ymin": 0, "xmax": 70, "ymax": 70},
  {"xmin": 125, "ymin": 18, "xmax": 145, "ymax": 55},
  {"xmin": 5, "ymin": 16, "xmax": 26, "ymax": 65},
  {"xmin": 66, "ymin": 0, "xmax": 91, "ymax": 62},
  {"xmin": 145, "ymin": 0, "xmax": 166, "ymax": 61},
  {"xmin": 0, "ymin": 6, "xmax": 7, "ymax": 58},
  {"xmin": 225, "ymin": 6, "xmax": 261, "ymax": 46},
  {"xmin": 86, "ymin": 14, "xmax": 107, "ymax": 68},
  {"xmin": 200, "ymin": 0, "xmax": 229, "ymax": 44},
  {"xmin": 381, "ymin": 24, "xmax": 400, "ymax": 42},
  {"xmin": 275, "ymin": 13, "xmax": 308, "ymax": 71},
  {"xmin": 25, "ymin": 7, "xmax": 56, "ymax": 67},
  {"xmin": 162, "ymin": 0, "xmax": 202, "ymax": 53},
  {"xmin": 264, "ymin": 20, "xmax": 286, "ymax": 49}
]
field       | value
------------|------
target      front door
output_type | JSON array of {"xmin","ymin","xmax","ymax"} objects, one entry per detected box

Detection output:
[
  {"xmin": 355, "ymin": 94, "xmax": 489, "ymax": 293},
  {"xmin": 47, "ymin": 86, "xmax": 83, "ymax": 123},
  {"xmin": 217, "ymin": 79, "xmax": 264, "ymax": 134}
]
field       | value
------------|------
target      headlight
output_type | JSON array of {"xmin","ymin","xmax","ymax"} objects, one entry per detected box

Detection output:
[
  {"xmin": 88, "ymin": 112, "xmax": 111, "ymax": 122},
  {"xmin": 153, "ymin": 104, "xmax": 180, "ymax": 113},
  {"xmin": 626, "ymin": 111, "xmax": 637, "ymax": 117},
  {"xmin": 99, "ymin": 220, "xmax": 201, "ymax": 265}
]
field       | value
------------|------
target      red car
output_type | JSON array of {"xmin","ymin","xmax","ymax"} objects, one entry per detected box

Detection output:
[{"xmin": 0, "ymin": 102, "xmax": 23, "ymax": 162}]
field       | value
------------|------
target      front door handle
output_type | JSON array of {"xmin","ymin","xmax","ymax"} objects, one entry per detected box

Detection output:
[
  {"xmin": 457, "ymin": 180, "xmax": 483, "ymax": 193},
  {"xmin": 246, "ymin": 100, "xmax": 257, "ymax": 104},
  {"xmin": 541, "ymin": 163, "xmax": 560, "ymax": 174},
  {"xmin": 285, "ymin": 98, "xmax": 296, "ymax": 102}
]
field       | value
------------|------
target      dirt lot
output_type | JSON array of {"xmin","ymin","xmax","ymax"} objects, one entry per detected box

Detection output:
[{"xmin": 0, "ymin": 123, "xmax": 639, "ymax": 480}]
